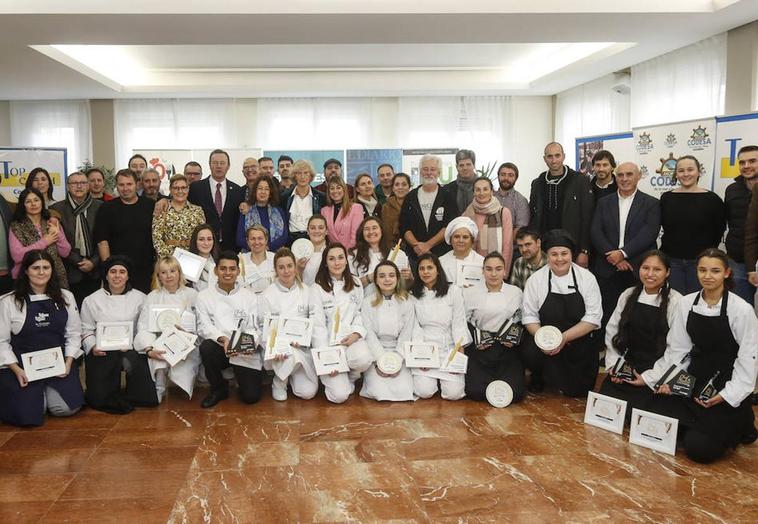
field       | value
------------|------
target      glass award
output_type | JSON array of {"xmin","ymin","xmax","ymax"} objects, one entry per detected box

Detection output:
[
  {"xmin": 697, "ymin": 371, "xmax": 720, "ymax": 402},
  {"xmin": 612, "ymin": 349, "xmax": 635, "ymax": 381},
  {"xmin": 227, "ymin": 318, "xmax": 253, "ymax": 355},
  {"xmin": 669, "ymin": 369, "xmax": 696, "ymax": 397}
]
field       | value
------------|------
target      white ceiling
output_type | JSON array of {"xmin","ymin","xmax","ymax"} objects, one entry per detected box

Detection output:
[{"xmin": 0, "ymin": 0, "xmax": 755, "ymax": 99}]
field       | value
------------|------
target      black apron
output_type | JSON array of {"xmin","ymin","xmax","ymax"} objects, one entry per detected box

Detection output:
[
  {"xmin": 0, "ymin": 296, "xmax": 84, "ymax": 426},
  {"xmin": 538, "ymin": 267, "xmax": 599, "ymax": 397}
]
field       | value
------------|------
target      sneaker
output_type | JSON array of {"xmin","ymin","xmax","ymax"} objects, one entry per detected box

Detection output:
[{"xmin": 272, "ymin": 376, "xmax": 288, "ymax": 401}]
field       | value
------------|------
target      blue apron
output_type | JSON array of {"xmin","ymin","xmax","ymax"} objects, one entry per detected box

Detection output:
[{"xmin": 0, "ymin": 296, "xmax": 84, "ymax": 426}]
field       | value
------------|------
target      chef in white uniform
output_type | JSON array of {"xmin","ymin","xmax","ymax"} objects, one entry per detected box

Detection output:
[
  {"xmin": 360, "ymin": 260, "xmax": 416, "ymax": 401},
  {"xmin": 188, "ymin": 224, "xmax": 218, "ymax": 292},
  {"xmin": 349, "ymin": 216, "xmax": 411, "ymax": 297},
  {"xmin": 298, "ymin": 215, "xmax": 327, "ymax": 286},
  {"xmin": 439, "ymin": 217, "xmax": 484, "ymax": 287},
  {"xmin": 238, "ymin": 225, "xmax": 275, "ymax": 295}
]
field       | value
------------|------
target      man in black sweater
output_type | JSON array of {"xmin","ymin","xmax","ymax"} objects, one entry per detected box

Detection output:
[
  {"xmin": 726, "ymin": 144, "xmax": 758, "ymax": 305},
  {"xmin": 589, "ymin": 150, "xmax": 617, "ymax": 201}
]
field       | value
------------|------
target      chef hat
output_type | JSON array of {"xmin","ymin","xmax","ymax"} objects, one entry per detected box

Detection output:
[
  {"xmin": 541, "ymin": 229, "xmax": 576, "ymax": 254},
  {"xmin": 444, "ymin": 216, "xmax": 478, "ymax": 245}
]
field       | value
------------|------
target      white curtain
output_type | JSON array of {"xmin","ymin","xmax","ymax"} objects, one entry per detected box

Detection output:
[
  {"xmin": 631, "ymin": 34, "xmax": 726, "ymax": 127},
  {"xmin": 554, "ymin": 74, "xmax": 631, "ymax": 169},
  {"xmin": 113, "ymin": 99, "xmax": 239, "ymax": 168},
  {"xmin": 9, "ymin": 100, "xmax": 92, "ymax": 173}
]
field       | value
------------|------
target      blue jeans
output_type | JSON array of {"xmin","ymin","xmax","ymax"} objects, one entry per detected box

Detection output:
[
  {"xmin": 669, "ymin": 258, "xmax": 700, "ymax": 296},
  {"xmin": 728, "ymin": 259, "xmax": 756, "ymax": 306}
]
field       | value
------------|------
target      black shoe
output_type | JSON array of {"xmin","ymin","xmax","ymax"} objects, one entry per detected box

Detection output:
[
  {"xmin": 528, "ymin": 375, "xmax": 545, "ymax": 393},
  {"xmin": 201, "ymin": 388, "xmax": 229, "ymax": 408},
  {"xmin": 752, "ymin": 393, "xmax": 758, "ymax": 405},
  {"xmin": 742, "ymin": 426, "xmax": 758, "ymax": 445}
]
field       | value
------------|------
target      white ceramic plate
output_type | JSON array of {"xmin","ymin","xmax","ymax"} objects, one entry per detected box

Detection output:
[
  {"xmin": 377, "ymin": 351, "xmax": 404, "ymax": 375},
  {"xmin": 534, "ymin": 325, "xmax": 563, "ymax": 352},
  {"xmin": 291, "ymin": 238, "xmax": 315, "ymax": 260},
  {"xmin": 486, "ymin": 380, "xmax": 514, "ymax": 408}
]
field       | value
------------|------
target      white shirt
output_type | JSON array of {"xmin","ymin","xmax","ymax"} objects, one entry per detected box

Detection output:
[
  {"xmin": 309, "ymin": 277, "xmax": 366, "ymax": 347},
  {"xmin": 289, "ymin": 188, "xmax": 314, "ymax": 233},
  {"xmin": 239, "ymin": 251, "xmax": 275, "ymax": 294},
  {"xmin": 208, "ymin": 177, "xmax": 228, "ymax": 211},
  {"xmin": 349, "ymin": 248, "xmax": 410, "ymax": 297},
  {"xmin": 617, "ymin": 190, "xmax": 637, "ymax": 252},
  {"xmin": 464, "ymin": 282, "xmax": 523, "ymax": 333},
  {"xmin": 80, "ymin": 288, "xmax": 146, "ymax": 354},
  {"xmin": 134, "ymin": 286, "xmax": 198, "ymax": 351},
  {"xmin": 361, "ymin": 295, "xmax": 416, "ymax": 360},
  {"xmin": 0, "ymin": 290, "xmax": 82, "ymax": 366},
  {"xmin": 439, "ymin": 250, "xmax": 484, "ymax": 286},
  {"xmin": 521, "ymin": 263, "xmax": 602, "ymax": 328},
  {"xmin": 604, "ymin": 286, "xmax": 682, "ymax": 370},
  {"xmin": 642, "ymin": 291, "xmax": 758, "ymax": 407},
  {"xmin": 195, "ymin": 283, "xmax": 258, "ymax": 344}
]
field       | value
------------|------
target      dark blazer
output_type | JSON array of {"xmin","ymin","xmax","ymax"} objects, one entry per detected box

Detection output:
[
  {"xmin": 50, "ymin": 197, "xmax": 102, "ymax": 284},
  {"xmin": 399, "ymin": 185, "xmax": 458, "ymax": 260},
  {"xmin": 281, "ymin": 187, "xmax": 327, "ymax": 227},
  {"xmin": 0, "ymin": 194, "xmax": 13, "ymax": 271},
  {"xmin": 529, "ymin": 167, "xmax": 595, "ymax": 252},
  {"xmin": 591, "ymin": 190, "xmax": 660, "ymax": 278},
  {"xmin": 188, "ymin": 177, "xmax": 243, "ymax": 252}
]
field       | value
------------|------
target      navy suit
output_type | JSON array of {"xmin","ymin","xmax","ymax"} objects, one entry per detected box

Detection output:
[{"xmin": 188, "ymin": 177, "xmax": 243, "ymax": 253}]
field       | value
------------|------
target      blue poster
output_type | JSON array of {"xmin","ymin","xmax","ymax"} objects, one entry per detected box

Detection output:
[
  {"xmin": 345, "ymin": 149, "xmax": 403, "ymax": 184},
  {"xmin": 263, "ymin": 150, "xmax": 344, "ymax": 185}
]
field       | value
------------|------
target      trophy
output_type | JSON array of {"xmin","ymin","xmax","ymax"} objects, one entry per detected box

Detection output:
[
  {"xmin": 611, "ymin": 349, "xmax": 635, "ymax": 382},
  {"xmin": 654, "ymin": 353, "xmax": 695, "ymax": 397},
  {"xmin": 228, "ymin": 317, "xmax": 256, "ymax": 355},
  {"xmin": 697, "ymin": 371, "xmax": 720, "ymax": 402},
  {"xmin": 498, "ymin": 309, "xmax": 524, "ymax": 346}
]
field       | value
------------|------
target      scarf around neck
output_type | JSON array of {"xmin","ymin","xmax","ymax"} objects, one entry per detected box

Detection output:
[
  {"xmin": 464, "ymin": 197, "xmax": 503, "ymax": 255},
  {"xmin": 10, "ymin": 217, "xmax": 69, "ymax": 288},
  {"xmin": 67, "ymin": 192, "xmax": 94, "ymax": 258}
]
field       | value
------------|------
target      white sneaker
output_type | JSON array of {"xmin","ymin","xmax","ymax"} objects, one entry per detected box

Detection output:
[
  {"xmin": 155, "ymin": 369, "xmax": 168, "ymax": 402},
  {"xmin": 272, "ymin": 376, "xmax": 288, "ymax": 401}
]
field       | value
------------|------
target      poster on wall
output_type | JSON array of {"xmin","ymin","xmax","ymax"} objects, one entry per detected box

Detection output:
[
  {"xmin": 345, "ymin": 149, "xmax": 403, "ymax": 185},
  {"xmin": 401, "ymin": 148, "xmax": 459, "ymax": 187},
  {"xmin": 0, "ymin": 147, "xmax": 67, "ymax": 202},
  {"xmin": 712, "ymin": 112, "xmax": 758, "ymax": 198},
  {"xmin": 633, "ymin": 117, "xmax": 716, "ymax": 198},
  {"xmin": 263, "ymin": 150, "xmax": 344, "ymax": 186},
  {"xmin": 575, "ymin": 133, "xmax": 634, "ymax": 176}
]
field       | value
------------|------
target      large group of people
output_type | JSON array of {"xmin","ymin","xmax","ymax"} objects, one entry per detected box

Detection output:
[{"xmin": 0, "ymin": 143, "xmax": 757, "ymax": 465}]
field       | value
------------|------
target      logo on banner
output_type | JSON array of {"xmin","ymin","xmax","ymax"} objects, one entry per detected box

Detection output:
[
  {"xmin": 664, "ymin": 133, "xmax": 677, "ymax": 148},
  {"xmin": 687, "ymin": 126, "xmax": 712, "ymax": 151},
  {"xmin": 636, "ymin": 133, "xmax": 653, "ymax": 154},
  {"xmin": 640, "ymin": 165, "xmax": 650, "ymax": 179},
  {"xmin": 652, "ymin": 153, "xmax": 678, "ymax": 189},
  {"xmin": 719, "ymin": 137, "xmax": 743, "ymax": 179}
]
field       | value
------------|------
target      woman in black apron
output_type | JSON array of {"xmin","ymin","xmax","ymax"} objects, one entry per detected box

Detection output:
[
  {"xmin": 0, "ymin": 250, "xmax": 84, "ymax": 426},
  {"xmin": 520, "ymin": 230, "xmax": 603, "ymax": 397},
  {"xmin": 643, "ymin": 249, "xmax": 757, "ymax": 463},
  {"xmin": 464, "ymin": 252, "xmax": 526, "ymax": 403},
  {"xmin": 599, "ymin": 250, "xmax": 681, "ymax": 419}
]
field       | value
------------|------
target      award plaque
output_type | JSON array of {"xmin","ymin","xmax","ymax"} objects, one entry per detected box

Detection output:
[
  {"xmin": 227, "ymin": 318, "xmax": 253, "ymax": 355},
  {"xmin": 148, "ymin": 305, "xmax": 183, "ymax": 332},
  {"xmin": 172, "ymin": 248, "xmax": 206, "ymax": 283},
  {"xmin": 376, "ymin": 351, "xmax": 404, "ymax": 375},
  {"xmin": 455, "ymin": 261, "xmax": 483, "ymax": 287},
  {"xmin": 611, "ymin": 350, "xmax": 636, "ymax": 381},
  {"xmin": 21, "ymin": 346, "xmax": 66, "ymax": 381},
  {"xmin": 534, "ymin": 325, "xmax": 562, "ymax": 353},
  {"xmin": 291, "ymin": 238, "xmax": 315, "ymax": 260},
  {"xmin": 403, "ymin": 342, "xmax": 440, "ymax": 368},
  {"xmin": 629, "ymin": 408, "xmax": 678, "ymax": 456},
  {"xmin": 96, "ymin": 321, "xmax": 134, "ymax": 351},
  {"xmin": 501, "ymin": 322, "xmax": 524, "ymax": 346},
  {"xmin": 312, "ymin": 346, "xmax": 350, "ymax": 376},
  {"xmin": 153, "ymin": 327, "xmax": 198, "ymax": 367},
  {"xmin": 697, "ymin": 371, "xmax": 721, "ymax": 402},
  {"xmin": 486, "ymin": 380, "xmax": 514, "ymax": 408},
  {"xmin": 668, "ymin": 369, "xmax": 696, "ymax": 397},
  {"xmin": 584, "ymin": 392, "xmax": 627, "ymax": 434}
]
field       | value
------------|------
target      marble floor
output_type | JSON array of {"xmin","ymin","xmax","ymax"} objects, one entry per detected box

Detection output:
[{"xmin": 0, "ymin": 384, "xmax": 756, "ymax": 523}]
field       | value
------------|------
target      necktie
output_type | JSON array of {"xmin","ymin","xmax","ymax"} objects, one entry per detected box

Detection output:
[{"xmin": 214, "ymin": 183, "xmax": 223, "ymax": 217}]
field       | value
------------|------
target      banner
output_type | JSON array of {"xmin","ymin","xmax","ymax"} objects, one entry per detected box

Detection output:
[
  {"xmin": 712, "ymin": 112, "xmax": 758, "ymax": 198},
  {"xmin": 401, "ymin": 148, "xmax": 459, "ymax": 187},
  {"xmin": 0, "ymin": 147, "xmax": 67, "ymax": 202},
  {"xmin": 575, "ymin": 132, "xmax": 634, "ymax": 175},
  {"xmin": 345, "ymin": 149, "xmax": 403, "ymax": 185},
  {"xmin": 263, "ymin": 150, "xmax": 344, "ymax": 187},
  {"xmin": 633, "ymin": 117, "xmax": 716, "ymax": 198}
]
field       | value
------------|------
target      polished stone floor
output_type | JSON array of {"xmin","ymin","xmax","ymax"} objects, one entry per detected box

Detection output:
[{"xmin": 0, "ymin": 384, "xmax": 756, "ymax": 523}]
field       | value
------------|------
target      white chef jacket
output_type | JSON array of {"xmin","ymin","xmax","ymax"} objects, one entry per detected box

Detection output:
[
  {"xmin": 80, "ymin": 288, "xmax": 146, "ymax": 355},
  {"xmin": 301, "ymin": 247, "xmax": 323, "ymax": 287},
  {"xmin": 239, "ymin": 251, "xmax": 275, "ymax": 294},
  {"xmin": 349, "ymin": 249, "xmax": 410, "ymax": 297},
  {"xmin": 258, "ymin": 280, "xmax": 315, "ymax": 333},
  {"xmin": 195, "ymin": 283, "xmax": 258, "ymax": 344},
  {"xmin": 464, "ymin": 281, "xmax": 523, "ymax": 332},
  {"xmin": 412, "ymin": 285, "xmax": 472, "ymax": 355},
  {"xmin": 439, "ymin": 250, "xmax": 484, "ymax": 286},
  {"xmin": 309, "ymin": 277, "xmax": 366, "ymax": 348},
  {"xmin": 521, "ymin": 263, "xmax": 602, "ymax": 328},
  {"xmin": 361, "ymin": 295, "xmax": 416, "ymax": 360}
]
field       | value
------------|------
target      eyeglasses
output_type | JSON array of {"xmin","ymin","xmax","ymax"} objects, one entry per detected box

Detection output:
[
  {"xmin": 172, "ymin": 186, "xmax": 189, "ymax": 191},
  {"xmin": 68, "ymin": 181, "xmax": 88, "ymax": 186}
]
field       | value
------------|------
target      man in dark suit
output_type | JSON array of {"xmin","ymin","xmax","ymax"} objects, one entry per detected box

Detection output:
[
  {"xmin": 188, "ymin": 149, "xmax": 243, "ymax": 252},
  {"xmin": 591, "ymin": 161, "xmax": 661, "ymax": 336},
  {"xmin": 0, "ymin": 192, "xmax": 14, "ymax": 294}
]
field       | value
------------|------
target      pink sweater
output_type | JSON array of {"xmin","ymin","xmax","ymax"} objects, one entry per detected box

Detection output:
[
  {"xmin": 9, "ymin": 223, "xmax": 71, "ymax": 278},
  {"xmin": 321, "ymin": 204, "xmax": 364, "ymax": 249}
]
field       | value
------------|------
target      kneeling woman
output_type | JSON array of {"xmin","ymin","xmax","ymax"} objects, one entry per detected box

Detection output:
[
  {"xmin": 259, "ymin": 248, "xmax": 318, "ymax": 401},
  {"xmin": 410, "ymin": 253, "xmax": 471, "ymax": 400},
  {"xmin": 310, "ymin": 243, "xmax": 373, "ymax": 403},
  {"xmin": 0, "ymin": 250, "xmax": 84, "ymax": 426},
  {"xmin": 464, "ymin": 252, "xmax": 526, "ymax": 403},
  {"xmin": 599, "ymin": 250, "xmax": 681, "ymax": 416},
  {"xmin": 360, "ymin": 260, "xmax": 416, "ymax": 401},
  {"xmin": 640, "ymin": 249, "xmax": 757, "ymax": 463},
  {"xmin": 521, "ymin": 230, "xmax": 602, "ymax": 397},
  {"xmin": 81, "ymin": 256, "xmax": 158, "ymax": 414},
  {"xmin": 135, "ymin": 256, "xmax": 200, "ymax": 401}
]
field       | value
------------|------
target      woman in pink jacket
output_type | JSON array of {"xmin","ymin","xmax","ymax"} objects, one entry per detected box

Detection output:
[
  {"xmin": 321, "ymin": 175, "xmax": 364, "ymax": 249},
  {"xmin": 462, "ymin": 177, "xmax": 513, "ymax": 278}
]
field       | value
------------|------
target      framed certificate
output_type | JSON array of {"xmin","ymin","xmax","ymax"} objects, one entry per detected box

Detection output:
[
  {"xmin": 153, "ymin": 327, "xmax": 198, "ymax": 367},
  {"xmin": 279, "ymin": 317, "xmax": 312, "ymax": 347},
  {"xmin": 312, "ymin": 346, "xmax": 350, "ymax": 376},
  {"xmin": 96, "ymin": 321, "xmax": 134, "ymax": 351},
  {"xmin": 629, "ymin": 408, "xmax": 678, "ymax": 456},
  {"xmin": 21, "ymin": 346, "xmax": 66, "ymax": 381},
  {"xmin": 148, "ymin": 305, "xmax": 183, "ymax": 333},
  {"xmin": 456, "ymin": 261, "xmax": 483, "ymax": 287},
  {"xmin": 403, "ymin": 342, "xmax": 440, "ymax": 368},
  {"xmin": 584, "ymin": 392, "xmax": 627, "ymax": 435},
  {"xmin": 439, "ymin": 349, "xmax": 468, "ymax": 374},
  {"xmin": 172, "ymin": 248, "xmax": 206, "ymax": 283}
]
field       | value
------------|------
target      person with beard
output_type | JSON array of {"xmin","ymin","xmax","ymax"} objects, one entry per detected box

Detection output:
[
  {"xmin": 725, "ymin": 145, "xmax": 758, "ymax": 305},
  {"xmin": 446, "ymin": 149, "xmax": 477, "ymax": 212},
  {"xmin": 494, "ymin": 162, "xmax": 530, "ymax": 242},
  {"xmin": 589, "ymin": 150, "xmax": 617, "ymax": 200}
]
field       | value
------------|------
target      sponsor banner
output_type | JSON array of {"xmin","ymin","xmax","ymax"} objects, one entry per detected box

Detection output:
[
  {"xmin": 633, "ymin": 117, "xmax": 716, "ymax": 198},
  {"xmin": 345, "ymin": 149, "xmax": 403, "ymax": 185},
  {"xmin": 0, "ymin": 147, "xmax": 67, "ymax": 202},
  {"xmin": 712, "ymin": 112, "xmax": 758, "ymax": 198},
  {"xmin": 263, "ymin": 150, "xmax": 344, "ymax": 187},
  {"xmin": 575, "ymin": 133, "xmax": 634, "ymax": 176},
  {"xmin": 401, "ymin": 148, "xmax": 459, "ymax": 187}
]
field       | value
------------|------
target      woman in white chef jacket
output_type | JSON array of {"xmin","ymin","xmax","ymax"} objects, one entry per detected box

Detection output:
[
  {"xmin": 349, "ymin": 216, "xmax": 411, "ymax": 296},
  {"xmin": 80, "ymin": 255, "xmax": 158, "ymax": 414},
  {"xmin": 134, "ymin": 256, "xmax": 200, "ymax": 401},
  {"xmin": 410, "ymin": 252, "xmax": 472, "ymax": 400},
  {"xmin": 637, "ymin": 248, "xmax": 758, "ymax": 463},
  {"xmin": 360, "ymin": 260, "xmax": 416, "ymax": 401},
  {"xmin": 258, "ymin": 248, "xmax": 318, "ymax": 401},
  {"xmin": 189, "ymin": 223, "xmax": 218, "ymax": 292},
  {"xmin": 438, "ymin": 217, "xmax": 484, "ymax": 288},
  {"xmin": 310, "ymin": 243, "xmax": 372, "ymax": 403},
  {"xmin": 239, "ymin": 225, "xmax": 275, "ymax": 295},
  {"xmin": 463, "ymin": 252, "xmax": 526, "ymax": 403},
  {"xmin": 298, "ymin": 214, "xmax": 328, "ymax": 286}
]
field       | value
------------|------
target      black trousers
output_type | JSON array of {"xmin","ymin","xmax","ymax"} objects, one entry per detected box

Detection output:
[
  {"xmin": 85, "ymin": 350, "xmax": 158, "ymax": 414},
  {"xmin": 465, "ymin": 342, "xmax": 526, "ymax": 403},
  {"xmin": 199, "ymin": 340, "xmax": 263, "ymax": 404},
  {"xmin": 519, "ymin": 333, "xmax": 599, "ymax": 398}
]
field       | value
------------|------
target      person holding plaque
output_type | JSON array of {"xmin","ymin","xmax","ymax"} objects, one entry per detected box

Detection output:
[
  {"xmin": 239, "ymin": 225, "xmax": 276, "ymax": 295},
  {"xmin": 349, "ymin": 216, "xmax": 411, "ymax": 294},
  {"xmin": 0, "ymin": 250, "xmax": 84, "ymax": 426},
  {"xmin": 599, "ymin": 250, "xmax": 681, "ymax": 417},
  {"xmin": 151, "ymin": 174, "xmax": 206, "ymax": 259},
  {"xmin": 135, "ymin": 256, "xmax": 200, "ymax": 401},
  {"xmin": 80, "ymin": 256, "xmax": 157, "ymax": 414},
  {"xmin": 463, "ymin": 252, "xmax": 526, "ymax": 403},
  {"xmin": 188, "ymin": 224, "xmax": 219, "ymax": 292},
  {"xmin": 438, "ymin": 217, "xmax": 484, "ymax": 286},
  {"xmin": 410, "ymin": 252, "xmax": 472, "ymax": 400},
  {"xmin": 521, "ymin": 229, "xmax": 602, "ymax": 396},
  {"xmin": 196, "ymin": 251, "xmax": 261, "ymax": 408},
  {"xmin": 258, "ymin": 248, "xmax": 317, "ymax": 401},
  {"xmin": 298, "ymin": 215, "xmax": 327, "ymax": 286},
  {"xmin": 638, "ymin": 249, "xmax": 757, "ymax": 463},
  {"xmin": 310, "ymin": 243, "xmax": 372, "ymax": 403},
  {"xmin": 359, "ymin": 260, "xmax": 416, "ymax": 401}
]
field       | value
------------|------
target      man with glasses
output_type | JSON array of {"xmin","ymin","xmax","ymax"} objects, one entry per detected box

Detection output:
[{"xmin": 183, "ymin": 161, "xmax": 203, "ymax": 184}]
